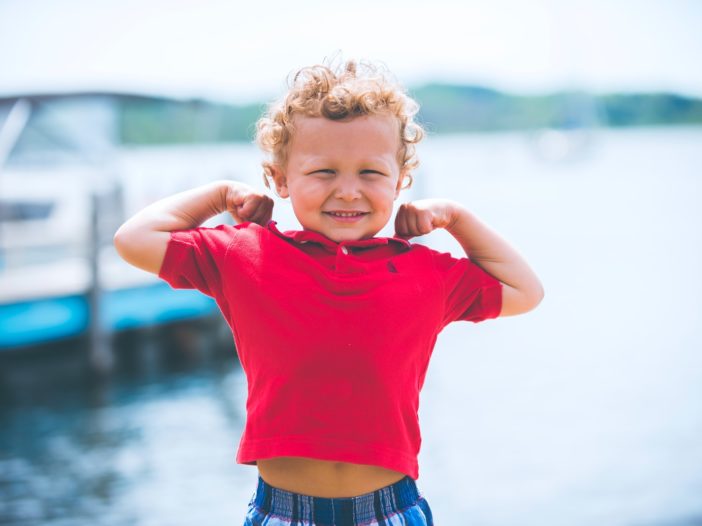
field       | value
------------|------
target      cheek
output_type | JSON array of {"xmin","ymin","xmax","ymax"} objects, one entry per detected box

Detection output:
[
  {"xmin": 289, "ymin": 180, "xmax": 327, "ymax": 207},
  {"xmin": 374, "ymin": 185, "xmax": 399, "ymax": 207}
]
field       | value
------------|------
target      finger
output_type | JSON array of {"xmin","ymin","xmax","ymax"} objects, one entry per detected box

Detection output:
[
  {"xmin": 403, "ymin": 206, "xmax": 423, "ymax": 239},
  {"xmin": 245, "ymin": 199, "xmax": 263, "ymax": 224},
  {"xmin": 410, "ymin": 208, "xmax": 423, "ymax": 237},
  {"xmin": 393, "ymin": 206, "xmax": 403, "ymax": 236},
  {"xmin": 249, "ymin": 203, "xmax": 269, "ymax": 225},
  {"xmin": 250, "ymin": 198, "xmax": 274, "ymax": 225},
  {"xmin": 238, "ymin": 195, "xmax": 261, "ymax": 220},
  {"xmin": 418, "ymin": 212, "xmax": 434, "ymax": 235},
  {"xmin": 394, "ymin": 206, "xmax": 410, "ymax": 238}
]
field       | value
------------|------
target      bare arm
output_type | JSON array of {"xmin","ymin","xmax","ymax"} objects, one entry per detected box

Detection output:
[
  {"xmin": 394, "ymin": 199, "xmax": 544, "ymax": 317},
  {"xmin": 113, "ymin": 180, "xmax": 273, "ymax": 275}
]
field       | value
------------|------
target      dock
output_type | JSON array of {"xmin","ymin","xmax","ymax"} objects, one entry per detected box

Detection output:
[{"xmin": 0, "ymin": 246, "xmax": 219, "ymax": 350}]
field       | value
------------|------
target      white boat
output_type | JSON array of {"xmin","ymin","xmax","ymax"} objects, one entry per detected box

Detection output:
[{"xmin": 0, "ymin": 93, "xmax": 242, "ymax": 350}]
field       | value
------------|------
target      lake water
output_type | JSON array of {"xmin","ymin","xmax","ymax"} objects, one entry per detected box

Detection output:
[{"xmin": 1, "ymin": 127, "xmax": 701, "ymax": 526}]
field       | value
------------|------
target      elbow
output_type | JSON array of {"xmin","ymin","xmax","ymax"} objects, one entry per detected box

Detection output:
[
  {"xmin": 112, "ymin": 224, "xmax": 168, "ymax": 276},
  {"xmin": 521, "ymin": 280, "xmax": 545, "ymax": 313},
  {"xmin": 113, "ymin": 224, "xmax": 131, "ymax": 260},
  {"xmin": 113, "ymin": 223, "xmax": 143, "ymax": 266},
  {"xmin": 500, "ymin": 280, "xmax": 544, "ymax": 317},
  {"xmin": 528, "ymin": 282, "xmax": 545, "ymax": 312},
  {"xmin": 529, "ymin": 284, "xmax": 544, "ymax": 310}
]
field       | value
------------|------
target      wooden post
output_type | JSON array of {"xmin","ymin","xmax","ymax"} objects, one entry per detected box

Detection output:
[{"xmin": 88, "ymin": 190, "xmax": 113, "ymax": 374}]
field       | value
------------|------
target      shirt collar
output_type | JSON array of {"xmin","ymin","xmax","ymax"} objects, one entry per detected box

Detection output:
[{"xmin": 266, "ymin": 220, "xmax": 411, "ymax": 251}]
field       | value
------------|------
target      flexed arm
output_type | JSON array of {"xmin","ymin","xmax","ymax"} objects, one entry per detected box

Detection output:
[
  {"xmin": 394, "ymin": 199, "xmax": 544, "ymax": 317},
  {"xmin": 113, "ymin": 180, "xmax": 273, "ymax": 275}
]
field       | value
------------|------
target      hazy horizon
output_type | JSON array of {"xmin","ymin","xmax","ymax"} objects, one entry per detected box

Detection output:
[{"xmin": 1, "ymin": 0, "xmax": 701, "ymax": 104}]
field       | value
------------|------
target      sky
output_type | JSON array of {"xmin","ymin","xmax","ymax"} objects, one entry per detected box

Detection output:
[{"xmin": 1, "ymin": 0, "xmax": 701, "ymax": 103}]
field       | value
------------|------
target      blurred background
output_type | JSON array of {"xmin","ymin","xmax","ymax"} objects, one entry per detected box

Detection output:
[{"xmin": 1, "ymin": 1, "xmax": 701, "ymax": 525}]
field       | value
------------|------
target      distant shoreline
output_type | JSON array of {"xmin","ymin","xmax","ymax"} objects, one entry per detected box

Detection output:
[
  {"xmin": 118, "ymin": 85, "xmax": 702, "ymax": 144},
  {"xmin": 2, "ymin": 88, "xmax": 701, "ymax": 146}
]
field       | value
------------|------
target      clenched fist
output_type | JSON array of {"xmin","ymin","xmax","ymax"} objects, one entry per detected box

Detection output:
[
  {"xmin": 224, "ymin": 182, "xmax": 274, "ymax": 225},
  {"xmin": 394, "ymin": 199, "xmax": 458, "ymax": 239}
]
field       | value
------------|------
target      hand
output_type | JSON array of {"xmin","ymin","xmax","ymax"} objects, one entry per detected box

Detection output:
[
  {"xmin": 224, "ymin": 182, "xmax": 274, "ymax": 225},
  {"xmin": 394, "ymin": 199, "xmax": 457, "ymax": 239}
]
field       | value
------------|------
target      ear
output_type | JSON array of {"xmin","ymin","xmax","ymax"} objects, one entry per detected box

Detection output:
[
  {"xmin": 394, "ymin": 169, "xmax": 408, "ymax": 199},
  {"xmin": 270, "ymin": 165, "xmax": 290, "ymax": 199}
]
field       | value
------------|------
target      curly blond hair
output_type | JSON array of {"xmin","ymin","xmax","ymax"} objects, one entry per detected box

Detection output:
[{"xmin": 255, "ymin": 59, "xmax": 425, "ymax": 190}]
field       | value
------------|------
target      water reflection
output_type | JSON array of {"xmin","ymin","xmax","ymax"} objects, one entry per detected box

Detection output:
[{"xmin": 0, "ymin": 317, "xmax": 257, "ymax": 526}]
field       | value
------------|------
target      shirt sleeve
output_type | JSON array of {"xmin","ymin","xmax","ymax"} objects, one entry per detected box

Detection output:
[
  {"xmin": 157, "ymin": 223, "xmax": 237, "ymax": 298},
  {"xmin": 429, "ymin": 248, "xmax": 503, "ymax": 326}
]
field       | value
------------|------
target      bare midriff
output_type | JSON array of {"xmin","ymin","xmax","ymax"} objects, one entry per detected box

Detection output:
[{"xmin": 256, "ymin": 457, "xmax": 407, "ymax": 498}]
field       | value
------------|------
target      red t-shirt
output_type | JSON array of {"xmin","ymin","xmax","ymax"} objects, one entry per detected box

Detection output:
[{"xmin": 158, "ymin": 220, "xmax": 502, "ymax": 479}]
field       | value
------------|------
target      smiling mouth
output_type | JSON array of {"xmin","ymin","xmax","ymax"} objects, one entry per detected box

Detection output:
[
  {"xmin": 324, "ymin": 211, "xmax": 369, "ymax": 218},
  {"xmin": 323, "ymin": 211, "xmax": 369, "ymax": 222}
]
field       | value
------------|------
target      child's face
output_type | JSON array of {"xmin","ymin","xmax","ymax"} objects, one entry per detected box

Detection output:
[{"xmin": 271, "ymin": 114, "xmax": 406, "ymax": 242}]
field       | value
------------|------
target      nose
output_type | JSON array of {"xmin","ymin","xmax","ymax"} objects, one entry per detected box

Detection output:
[{"xmin": 334, "ymin": 173, "xmax": 362, "ymax": 201}]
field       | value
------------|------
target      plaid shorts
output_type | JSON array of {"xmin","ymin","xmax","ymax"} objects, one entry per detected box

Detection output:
[{"xmin": 243, "ymin": 474, "xmax": 434, "ymax": 526}]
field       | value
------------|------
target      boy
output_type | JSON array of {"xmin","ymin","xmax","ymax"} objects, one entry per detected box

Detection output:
[{"xmin": 114, "ymin": 60, "xmax": 543, "ymax": 525}]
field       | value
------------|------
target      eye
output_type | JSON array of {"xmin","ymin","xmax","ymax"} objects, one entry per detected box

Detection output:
[
  {"xmin": 360, "ymin": 170, "xmax": 386, "ymax": 176},
  {"xmin": 305, "ymin": 168, "xmax": 336, "ymax": 178}
]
